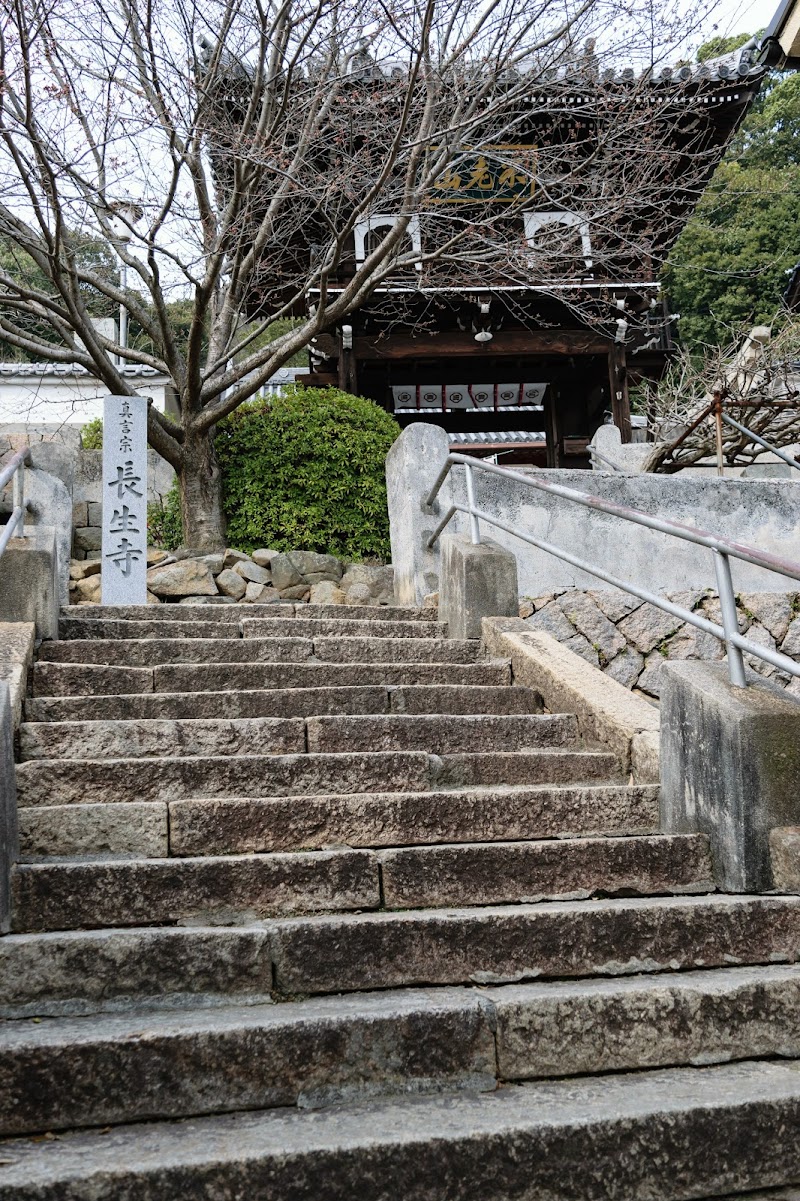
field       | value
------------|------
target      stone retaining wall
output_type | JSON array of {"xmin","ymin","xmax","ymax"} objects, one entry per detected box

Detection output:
[
  {"xmin": 70, "ymin": 548, "xmax": 393, "ymax": 607},
  {"xmin": 518, "ymin": 588, "xmax": 800, "ymax": 702}
]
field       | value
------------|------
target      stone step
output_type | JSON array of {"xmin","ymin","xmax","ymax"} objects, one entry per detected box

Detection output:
[
  {"xmin": 31, "ymin": 659, "xmax": 512, "ymax": 698},
  {"xmin": 15, "ymin": 751, "xmax": 433, "ymax": 808},
  {"xmin": 166, "ymin": 783, "xmax": 661, "ymax": 857},
  {"xmin": 304, "ymin": 714, "xmax": 575, "ymax": 754},
  {"xmin": 1, "ymin": 965, "xmax": 799, "ymax": 1138},
  {"xmin": 63, "ymin": 603, "xmax": 438, "ymax": 623},
  {"xmin": 18, "ymin": 716, "xmax": 307, "ymax": 761},
  {"xmin": 376, "ymin": 834, "xmax": 713, "ymax": 909},
  {"xmin": 153, "ymin": 659, "xmax": 508, "ymax": 693},
  {"xmin": 18, "ymin": 713, "xmax": 572, "ymax": 762},
  {"xmin": 25, "ymin": 683, "xmax": 543, "ymax": 723},
  {"xmin": 2, "ymin": 895, "xmax": 798, "ymax": 1019},
  {"xmin": 10, "ymin": 834, "xmax": 710, "ymax": 932},
  {"xmin": 430, "ymin": 750, "xmax": 621, "ymax": 788},
  {"xmin": 19, "ymin": 784, "xmax": 659, "ymax": 861},
  {"xmin": 60, "ymin": 616, "xmax": 444, "ymax": 641},
  {"xmin": 38, "ymin": 635, "xmax": 481, "ymax": 667},
  {"xmin": 3, "ymin": 1059, "xmax": 800, "ymax": 1197},
  {"xmin": 11, "ymin": 850, "xmax": 380, "ymax": 932}
]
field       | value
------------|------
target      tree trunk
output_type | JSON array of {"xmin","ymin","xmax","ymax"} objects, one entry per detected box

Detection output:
[{"xmin": 179, "ymin": 425, "xmax": 227, "ymax": 550}]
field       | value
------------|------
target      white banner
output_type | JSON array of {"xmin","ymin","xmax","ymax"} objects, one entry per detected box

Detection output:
[{"xmin": 101, "ymin": 394, "xmax": 148, "ymax": 605}]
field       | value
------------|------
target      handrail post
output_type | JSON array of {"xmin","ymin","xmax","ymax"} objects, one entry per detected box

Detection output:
[
  {"xmin": 11, "ymin": 462, "xmax": 25, "ymax": 538},
  {"xmin": 465, "ymin": 462, "xmax": 481, "ymax": 545},
  {"xmin": 713, "ymin": 548, "xmax": 746, "ymax": 687},
  {"xmin": 713, "ymin": 391, "xmax": 725, "ymax": 478}
]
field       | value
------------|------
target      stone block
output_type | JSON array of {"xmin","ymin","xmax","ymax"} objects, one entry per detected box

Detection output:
[
  {"xmin": 770, "ymin": 828, "xmax": 800, "ymax": 892},
  {"xmin": 386, "ymin": 422, "xmax": 452, "ymax": 605},
  {"xmin": 557, "ymin": 592, "xmax": 625, "ymax": 661},
  {"xmin": 0, "ymin": 622, "xmax": 35, "ymax": 731},
  {"xmin": 482, "ymin": 620, "xmax": 659, "ymax": 775},
  {"xmin": 270, "ymin": 553, "xmax": 303, "ymax": 591},
  {"xmin": 0, "ymin": 527, "xmax": 59, "ymax": 640},
  {"xmin": 439, "ymin": 533, "xmax": 518, "ymax": 641},
  {"xmin": 618, "ymin": 603, "xmax": 683, "ymax": 654},
  {"xmin": 379, "ymin": 834, "xmax": 713, "ymax": 909},
  {"xmin": 605, "ymin": 646, "xmax": 644, "ymax": 690},
  {"xmin": 12, "ymin": 848, "xmax": 381, "ymax": 931},
  {"xmin": 18, "ymin": 802, "xmax": 168, "ymax": 859},
  {"xmin": 310, "ymin": 580, "xmax": 345, "ymax": 605},
  {"xmin": 279, "ymin": 584, "xmax": 311, "ymax": 601},
  {"xmin": 25, "ymin": 463, "xmax": 72, "ymax": 606},
  {"xmin": 234, "ymin": 560, "xmax": 271, "ymax": 585},
  {"xmin": 74, "ymin": 526, "xmax": 102, "ymax": 553},
  {"xmin": 0, "ymin": 681, "xmax": 17, "ymax": 933},
  {"xmin": 71, "ymin": 501, "xmax": 88, "ymax": 528},
  {"xmin": 69, "ymin": 558, "xmax": 101, "ymax": 581},
  {"xmin": 660, "ymin": 661, "xmax": 800, "ymax": 892},
  {"xmin": 252, "ymin": 548, "xmax": 279, "ymax": 568},
  {"xmin": 222, "ymin": 548, "xmax": 250, "ymax": 569},
  {"xmin": 147, "ymin": 559, "xmax": 218, "ymax": 597},
  {"xmin": 87, "ymin": 501, "xmax": 103, "ymax": 526},
  {"xmin": 631, "ymin": 729, "xmax": 660, "ymax": 785}
]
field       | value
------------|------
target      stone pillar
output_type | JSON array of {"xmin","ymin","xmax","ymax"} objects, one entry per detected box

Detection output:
[
  {"xmin": 439, "ymin": 533, "xmax": 519, "ymax": 640},
  {"xmin": 660, "ymin": 660, "xmax": 800, "ymax": 892},
  {"xmin": 0, "ymin": 527, "xmax": 59, "ymax": 640},
  {"xmin": 0, "ymin": 680, "xmax": 18, "ymax": 933},
  {"xmin": 386, "ymin": 423, "xmax": 453, "ymax": 606}
]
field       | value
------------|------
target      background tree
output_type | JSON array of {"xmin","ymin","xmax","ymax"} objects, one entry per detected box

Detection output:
[
  {"xmin": 665, "ymin": 35, "xmax": 800, "ymax": 348},
  {"xmin": 0, "ymin": 0, "xmax": 729, "ymax": 547},
  {"xmin": 638, "ymin": 319, "xmax": 800, "ymax": 472}
]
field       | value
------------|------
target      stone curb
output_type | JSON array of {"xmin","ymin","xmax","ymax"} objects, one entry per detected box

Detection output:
[{"xmin": 481, "ymin": 618, "xmax": 660, "ymax": 782}]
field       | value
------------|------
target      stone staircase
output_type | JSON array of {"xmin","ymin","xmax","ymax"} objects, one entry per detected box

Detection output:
[{"xmin": 3, "ymin": 601, "xmax": 800, "ymax": 1198}]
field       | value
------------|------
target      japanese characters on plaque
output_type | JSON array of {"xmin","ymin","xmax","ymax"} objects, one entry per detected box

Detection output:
[{"xmin": 101, "ymin": 395, "xmax": 148, "ymax": 604}]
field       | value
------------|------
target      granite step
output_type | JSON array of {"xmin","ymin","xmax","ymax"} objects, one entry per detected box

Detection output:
[
  {"xmin": 152, "ymin": 659, "xmax": 510, "ymax": 694},
  {"xmin": 304, "ymin": 713, "xmax": 573, "ymax": 754},
  {"xmin": 3, "ymin": 895, "xmax": 799, "ymax": 1019},
  {"xmin": 60, "ymin": 616, "xmax": 445, "ymax": 641},
  {"xmin": 166, "ymin": 783, "xmax": 661, "ymax": 857},
  {"xmin": 32, "ymin": 659, "xmax": 512, "ymax": 698},
  {"xmin": 16, "ymin": 749, "xmax": 615, "ymax": 810},
  {"xmin": 25, "ymin": 683, "xmax": 543, "ymax": 723},
  {"xmin": 18, "ymin": 714, "xmax": 572, "ymax": 762},
  {"xmin": 3, "ymin": 1059, "xmax": 800, "ymax": 1198},
  {"xmin": 38, "ymin": 635, "xmax": 481, "ymax": 666},
  {"xmin": 62, "ymin": 603, "xmax": 438, "ymax": 623},
  {"xmin": 2, "ymin": 965, "xmax": 800, "ymax": 1137},
  {"xmin": 15, "ymin": 751, "xmax": 434, "ymax": 808},
  {"xmin": 18, "ymin": 783, "xmax": 660, "ymax": 861},
  {"xmin": 11, "ymin": 849, "xmax": 381, "ymax": 932},
  {"xmin": 10, "ymin": 834, "xmax": 712, "ymax": 932},
  {"xmin": 18, "ymin": 716, "xmax": 307, "ymax": 760}
]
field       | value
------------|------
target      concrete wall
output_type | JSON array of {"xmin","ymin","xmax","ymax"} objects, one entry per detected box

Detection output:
[{"xmin": 447, "ymin": 464, "xmax": 800, "ymax": 595}]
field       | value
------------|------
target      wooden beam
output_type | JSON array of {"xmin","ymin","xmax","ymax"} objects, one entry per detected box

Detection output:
[
  {"xmin": 543, "ymin": 386, "xmax": 561, "ymax": 468},
  {"xmin": 608, "ymin": 344, "xmax": 632, "ymax": 444},
  {"xmin": 354, "ymin": 330, "xmax": 610, "ymax": 361}
]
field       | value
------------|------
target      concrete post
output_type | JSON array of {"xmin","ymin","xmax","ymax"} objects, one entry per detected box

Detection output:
[
  {"xmin": 0, "ymin": 680, "xmax": 18, "ymax": 933},
  {"xmin": 660, "ymin": 660, "xmax": 800, "ymax": 892},
  {"xmin": 0, "ymin": 527, "xmax": 60, "ymax": 640},
  {"xmin": 386, "ymin": 423, "xmax": 453, "ymax": 606},
  {"xmin": 440, "ymin": 533, "xmax": 519, "ymax": 640}
]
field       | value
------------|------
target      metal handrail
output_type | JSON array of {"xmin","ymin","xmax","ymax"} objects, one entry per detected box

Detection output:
[
  {"xmin": 720, "ymin": 412, "xmax": 800, "ymax": 474},
  {"xmin": 0, "ymin": 449, "xmax": 30, "ymax": 558},
  {"xmin": 588, "ymin": 445, "xmax": 622, "ymax": 472},
  {"xmin": 425, "ymin": 452, "xmax": 800, "ymax": 688}
]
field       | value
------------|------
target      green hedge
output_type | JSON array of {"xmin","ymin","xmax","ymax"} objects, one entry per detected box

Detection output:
[{"xmin": 215, "ymin": 387, "xmax": 400, "ymax": 558}]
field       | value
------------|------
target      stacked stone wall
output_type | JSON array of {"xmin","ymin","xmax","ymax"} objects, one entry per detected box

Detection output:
[
  {"xmin": 70, "ymin": 548, "xmax": 393, "ymax": 607},
  {"xmin": 518, "ymin": 588, "xmax": 800, "ymax": 702}
]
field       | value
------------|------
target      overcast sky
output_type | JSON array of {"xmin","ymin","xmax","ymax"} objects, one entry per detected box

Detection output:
[{"xmin": 711, "ymin": 0, "xmax": 777, "ymax": 38}]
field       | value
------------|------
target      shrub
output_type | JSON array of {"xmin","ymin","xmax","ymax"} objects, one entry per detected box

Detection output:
[
  {"xmin": 147, "ymin": 481, "xmax": 183, "ymax": 550},
  {"xmin": 215, "ymin": 387, "xmax": 400, "ymax": 558},
  {"xmin": 80, "ymin": 417, "xmax": 103, "ymax": 450}
]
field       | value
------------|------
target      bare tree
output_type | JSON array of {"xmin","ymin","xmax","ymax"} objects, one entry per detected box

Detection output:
[
  {"xmin": 0, "ymin": 0, "xmax": 729, "ymax": 546},
  {"xmin": 639, "ymin": 320, "xmax": 800, "ymax": 472}
]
